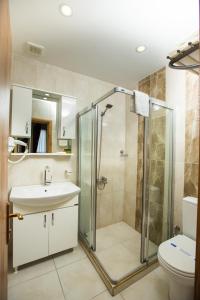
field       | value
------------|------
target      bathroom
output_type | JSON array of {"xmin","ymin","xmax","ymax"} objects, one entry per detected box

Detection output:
[{"xmin": 0, "ymin": 0, "xmax": 199, "ymax": 300}]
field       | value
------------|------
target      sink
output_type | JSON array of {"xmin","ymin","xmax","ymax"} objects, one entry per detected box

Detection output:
[{"xmin": 10, "ymin": 182, "xmax": 80, "ymax": 207}]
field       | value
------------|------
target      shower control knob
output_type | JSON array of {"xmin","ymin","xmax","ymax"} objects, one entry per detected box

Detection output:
[
  {"xmin": 97, "ymin": 176, "xmax": 108, "ymax": 190},
  {"xmin": 120, "ymin": 150, "xmax": 128, "ymax": 157}
]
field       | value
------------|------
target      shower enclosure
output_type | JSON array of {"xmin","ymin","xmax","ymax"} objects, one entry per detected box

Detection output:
[{"xmin": 78, "ymin": 87, "xmax": 173, "ymax": 295}]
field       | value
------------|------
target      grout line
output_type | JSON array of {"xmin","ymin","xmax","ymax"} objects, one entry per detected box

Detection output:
[
  {"xmin": 120, "ymin": 292, "xmax": 126, "ymax": 300},
  {"xmin": 53, "ymin": 258, "xmax": 67, "ymax": 300},
  {"xmin": 53, "ymin": 254, "xmax": 107, "ymax": 300},
  {"xmin": 8, "ymin": 257, "xmax": 56, "ymax": 288},
  {"xmin": 54, "ymin": 254, "xmax": 88, "ymax": 271},
  {"xmin": 8, "ymin": 267, "xmax": 56, "ymax": 289},
  {"xmin": 90, "ymin": 289, "xmax": 107, "ymax": 299}
]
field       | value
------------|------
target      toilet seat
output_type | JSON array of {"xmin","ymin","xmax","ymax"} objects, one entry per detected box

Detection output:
[
  {"xmin": 158, "ymin": 235, "xmax": 195, "ymax": 278},
  {"xmin": 158, "ymin": 253, "xmax": 194, "ymax": 279}
]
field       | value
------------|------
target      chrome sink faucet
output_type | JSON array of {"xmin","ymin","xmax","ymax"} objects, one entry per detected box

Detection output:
[{"xmin": 44, "ymin": 165, "xmax": 52, "ymax": 185}]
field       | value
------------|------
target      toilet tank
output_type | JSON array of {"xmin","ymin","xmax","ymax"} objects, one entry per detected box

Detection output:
[{"xmin": 182, "ymin": 196, "xmax": 197, "ymax": 240}]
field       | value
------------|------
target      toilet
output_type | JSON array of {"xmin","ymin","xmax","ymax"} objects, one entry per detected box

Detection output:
[{"xmin": 158, "ymin": 196, "xmax": 197, "ymax": 300}]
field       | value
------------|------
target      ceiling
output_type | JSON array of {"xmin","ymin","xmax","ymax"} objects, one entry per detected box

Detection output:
[{"xmin": 10, "ymin": 0, "xmax": 198, "ymax": 88}]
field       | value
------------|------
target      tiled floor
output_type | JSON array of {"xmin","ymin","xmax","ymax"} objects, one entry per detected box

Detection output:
[
  {"xmin": 8, "ymin": 243, "xmax": 168, "ymax": 300},
  {"xmin": 95, "ymin": 222, "xmax": 157, "ymax": 281}
]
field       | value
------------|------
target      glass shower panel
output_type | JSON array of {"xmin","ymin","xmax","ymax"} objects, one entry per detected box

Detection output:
[
  {"xmin": 79, "ymin": 109, "xmax": 96, "ymax": 249},
  {"xmin": 146, "ymin": 102, "xmax": 173, "ymax": 260},
  {"xmin": 78, "ymin": 87, "xmax": 174, "ymax": 290},
  {"xmin": 95, "ymin": 93, "xmax": 144, "ymax": 282}
]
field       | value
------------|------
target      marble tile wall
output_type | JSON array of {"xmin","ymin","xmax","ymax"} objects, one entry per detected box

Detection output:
[
  {"xmin": 184, "ymin": 71, "xmax": 199, "ymax": 197},
  {"xmin": 135, "ymin": 67, "xmax": 199, "ymax": 239},
  {"xmin": 135, "ymin": 68, "xmax": 166, "ymax": 245},
  {"xmin": 148, "ymin": 111, "xmax": 166, "ymax": 245}
]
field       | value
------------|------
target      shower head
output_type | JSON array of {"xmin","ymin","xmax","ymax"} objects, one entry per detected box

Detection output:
[{"xmin": 101, "ymin": 104, "xmax": 113, "ymax": 116}]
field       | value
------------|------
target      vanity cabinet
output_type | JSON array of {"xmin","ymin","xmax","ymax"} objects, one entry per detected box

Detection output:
[
  {"xmin": 11, "ymin": 85, "xmax": 32, "ymax": 138},
  {"xmin": 13, "ymin": 197, "xmax": 78, "ymax": 268},
  {"xmin": 49, "ymin": 206, "xmax": 78, "ymax": 255},
  {"xmin": 13, "ymin": 212, "xmax": 49, "ymax": 267},
  {"xmin": 58, "ymin": 96, "xmax": 77, "ymax": 139}
]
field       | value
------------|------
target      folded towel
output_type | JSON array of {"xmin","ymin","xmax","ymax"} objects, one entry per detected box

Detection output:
[{"xmin": 133, "ymin": 90, "xmax": 149, "ymax": 117}]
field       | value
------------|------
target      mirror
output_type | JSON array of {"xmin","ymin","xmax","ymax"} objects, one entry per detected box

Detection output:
[
  {"xmin": 10, "ymin": 86, "xmax": 76, "ymax": 154},
  {"xmin": 31, "ymin": 90, "xmax": 59, "ymax": 153}
]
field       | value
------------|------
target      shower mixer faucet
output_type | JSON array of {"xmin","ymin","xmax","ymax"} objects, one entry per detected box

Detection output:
[{"xmin": 97, "ymin": 176, "xmax": 108, "ymax": 190}]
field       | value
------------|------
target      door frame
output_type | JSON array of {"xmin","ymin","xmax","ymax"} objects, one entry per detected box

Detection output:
[
  {"xmin": 195, "ymin": 176, "xmax": 200, "ymax": 299},
  {"xmin": 0, "ymin": 0, "xmax": 11, "ymax": 299},
  {"xmin": 31, "ymin": 118, "xmax": 53, "ymax": 153},
  {"xmin": 195, "ymin": 83, "xmax": 200, "ymax": 296},
  {"xmin": 194, "ymin": 7, "xmax": 200, "ymax": 297}
]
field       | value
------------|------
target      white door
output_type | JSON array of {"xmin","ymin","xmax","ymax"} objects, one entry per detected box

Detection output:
[
  {"xmin": 49, "ymin": 206, "xmax": 78, "ymax": 255},
  {"xmin": 13, "ymin": 212, "xmax": 49, "ymax": 267},
  {"xmin": 11, "ymin": 85, "xmax": 32, "ymax": 137}
]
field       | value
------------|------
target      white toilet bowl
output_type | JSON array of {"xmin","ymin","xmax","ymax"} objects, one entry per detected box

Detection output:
[{"xmin": 158, "ymin": 235, "xmax": 195, "ymax": 300}]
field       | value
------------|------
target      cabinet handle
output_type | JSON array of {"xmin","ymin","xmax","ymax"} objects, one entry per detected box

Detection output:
[
  {"xmin": 52, "ymin": 213, "xmax": 54, "ymax": 226},
  {"xmin": 43, "ymin": 215, "xmax": 47, "ymax": 228},
  {"xmin": 25, "ymin": 122, "xmax": 29, "ymax": 134},
  {"xmin": 63, "ymin": 127, "xmax": 66, "ymax": 137}
]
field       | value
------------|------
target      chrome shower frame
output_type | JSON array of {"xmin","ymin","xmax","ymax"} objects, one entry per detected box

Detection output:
[
  {"xmin": 77, "ymin": 86, "xmax": 174, "ymax": 295},
  {"xmin": 77, "ymin": 105, "xmax": 98, "ymax": 251}
]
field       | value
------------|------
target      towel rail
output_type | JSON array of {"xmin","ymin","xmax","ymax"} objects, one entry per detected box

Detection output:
[{"xmin": 167, "ymin": 42, "xmax": 200, "ymax": 71}]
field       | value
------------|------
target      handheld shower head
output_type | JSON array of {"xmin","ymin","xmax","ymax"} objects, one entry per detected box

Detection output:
[{"xmin": 101, "ymin": 103, "xmax": 113, "ymax": 117}]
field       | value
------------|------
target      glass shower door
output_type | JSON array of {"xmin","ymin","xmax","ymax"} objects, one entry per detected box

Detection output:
[
  {"xmin": 78, "ymin": 108, "xmax": 97, "ymax": 250},
  {"xmin": 142, "ymin": 101, "xmax": 173, "ymax": 262}
]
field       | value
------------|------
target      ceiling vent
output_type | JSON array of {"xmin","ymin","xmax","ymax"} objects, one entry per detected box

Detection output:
[{"xmin": 26, "ymin": 42, "xmax": 45, "ymax": 56}]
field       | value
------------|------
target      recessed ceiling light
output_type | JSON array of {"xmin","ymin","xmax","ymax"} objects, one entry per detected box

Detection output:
[
  {"xmin": 45, "ymin": 93, "xmax": 50, "ymax": 97},
  {"xmin": 136, "ymin": 45, "xmax": 146, "ymax": 53},
  {"xmin": 60, "ymin": 4, "xmax": 73, "ymax": 17},
  {"xmin": 43, "ymin": 97, "xmax": 47, "ymax": 100}
]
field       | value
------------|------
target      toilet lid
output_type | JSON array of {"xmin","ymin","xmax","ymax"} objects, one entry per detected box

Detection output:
[{"xmin": 158, "ymin": 235, "xmax": 196, "ymax": 275}]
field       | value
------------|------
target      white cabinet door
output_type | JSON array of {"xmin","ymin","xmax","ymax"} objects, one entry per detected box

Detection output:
[
  {"xmin": 13, "ymin": 212, "xmax": 49, "ymax": 268},
  {"xmin": 11, "ymin": 85, "xmax": 32, "ymax": 137},
  {"xmin": 58, "ymin": 96, "xmax": 77, "ymax": 139},
  {"xmin": 49, "ymin": 206, "xmax": 78, "ymax": 255}
]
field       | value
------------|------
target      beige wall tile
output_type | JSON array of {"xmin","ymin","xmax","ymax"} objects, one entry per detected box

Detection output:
[{"xmin": 9, "ymin": 54, "xmax": 114, "ymax": 189}]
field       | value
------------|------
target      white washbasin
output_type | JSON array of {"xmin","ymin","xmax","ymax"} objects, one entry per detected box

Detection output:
[{"xmin": 10, "ymin": 182, "xmax": 80, "ymax": 207}]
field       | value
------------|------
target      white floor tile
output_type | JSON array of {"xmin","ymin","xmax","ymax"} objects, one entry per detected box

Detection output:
[
  {"xmin": 121, "ymin": 267, "xmax": 169, "ymax": 300},
  {"xmin": 108, "ymin": 222, "xmax": 139, "ymax": 242},
  {"xmin": 8, "ymin": 221, "xmax": 165, "ymax": 300},
  {"xmin": 58, "ymin": 257, "xmax": 106, "ymax": 300},
  {"xmin": 96, "ymin": 222, "xmax": 142, "ymax": 255},
  {"xmin": 54, "ymin": 245, "xmax": 86, "ymax": 269},
  {"xmin": 8, "ymin": 258, "xmax": 55, "ymax": 288},
  {"xmin": 95, "ymin": 222, "xmax": 146, "ymax": 281},
  {"xmin": 96, "ymin": 226, "xmax": 120, "ymax": 252},
  {"xmin": 95, "ymin": 244, "xmax": 141, "ymax": 281},
  {"xmin": 122, "ymin": 238, "xmax": 140, "ymax": 254},
  {"xmin": 8, "ymin": 271, "xmax": 65, "ymax": 300},
  {"xmin": 92, "ymin": 290, "xmax": 123, "ymax": 300}
]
